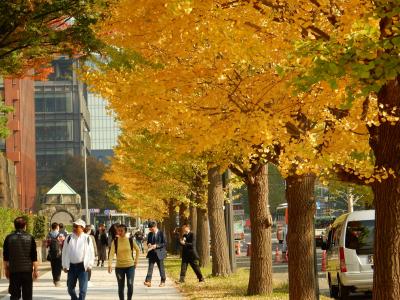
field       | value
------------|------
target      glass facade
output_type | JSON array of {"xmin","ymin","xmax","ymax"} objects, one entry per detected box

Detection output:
[
  {"xmin": 35, "ymin": 57, "xmax": 91, "ymax": 188},
  {"xmin": 88, "ymin": 93, "xmax": 119, "ymax": 162}
]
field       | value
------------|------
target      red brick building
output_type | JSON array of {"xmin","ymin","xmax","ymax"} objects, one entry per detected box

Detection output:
[{"xmin": 3, "ymin": 77, "xmax": 36, "ymax": 211}]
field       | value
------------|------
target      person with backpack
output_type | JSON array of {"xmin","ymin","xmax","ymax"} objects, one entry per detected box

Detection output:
[
  {"xmin": 59, "ymin": 223, "xmax": 69, "ymax": 238},
  {"xmin": 62, "ymin": 219, "xmax": 95, "ymax": 300},
  {"xmin": 47, "ymin": 222, "xmax": 65, "ymax": 287},
  {"xmin": 84, "ymin": 225, "xmax": 98, "ymax": 287},
  {"xmin": 108, "ymin": 224, "xmax": 140, "ymax": 300}
]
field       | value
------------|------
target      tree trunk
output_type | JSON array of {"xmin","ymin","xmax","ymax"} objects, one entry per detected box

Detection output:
[
  {"xmin": 196, "ymin": 206, "xmax": 210, "ymax": 267},
  {"xmin": 165, "ymin": 199, "xmax": 177, "ymax": 253},
  {"xmin": 286, "ymin": 174, "xmax": 317, "ymax": 300},
  {"xmin": 246, "ymin": 164, "xmax": 273, "ymax": 295},
  {"xmin": 179, "ymin": 202, "xmax": 189, "ymax": 226},
  {"xmin": 347, "ymin": 187, "xmax": 354, "ymax": 213},
  {"xmin": 207, "ymin": 166, "xmax": 231, "ymax": 276},
  {"xmin": 369, "ymin": 75, "xmax": 400, "ymax": 300},
  {"xmin": 189, "ymin": 204, "xmax": 197, "ymax": 235}
]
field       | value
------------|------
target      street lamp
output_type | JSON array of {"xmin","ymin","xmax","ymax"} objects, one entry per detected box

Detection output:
[{"xmin": 83, "ymin": 127, "xmax": 90, "ymax": 225}]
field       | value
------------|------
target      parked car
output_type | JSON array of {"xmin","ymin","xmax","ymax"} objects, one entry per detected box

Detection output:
[{"xmin": 321, "ymin": 210, "xmax": 375, "ymax": 299}]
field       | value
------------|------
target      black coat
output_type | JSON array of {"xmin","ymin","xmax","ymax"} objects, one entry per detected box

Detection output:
[
  {"xmin": 181, "ymin": 232, "xmax": 199, "ymax": 261},
  {"xmin": 3, "ymin": 230, "xmax": 37, "ymax": 273},
  {"xmin": 146, "ymin": 230, "xmax": 167, "ymax": 260}
]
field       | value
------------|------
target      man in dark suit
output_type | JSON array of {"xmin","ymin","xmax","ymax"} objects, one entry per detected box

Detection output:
[
  {"xmin": 177, "ymin": 224, "xmax": 204, "ymax": 283},
  {"xmin": 144, "ymin": 221, "xmax": 167, "ymax": 287}
]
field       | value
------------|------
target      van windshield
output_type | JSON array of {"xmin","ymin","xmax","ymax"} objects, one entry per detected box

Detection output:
[{"xmin": 345, "ymin": 220, "xmax": 374, "ymax": 255}]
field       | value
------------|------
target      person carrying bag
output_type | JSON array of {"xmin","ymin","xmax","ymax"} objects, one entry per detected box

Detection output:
[{"xmin": 108, "ymin": 224, "xmax": 140, "ymax": 300}]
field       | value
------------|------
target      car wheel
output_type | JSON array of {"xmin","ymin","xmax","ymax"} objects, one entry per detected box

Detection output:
[
  {"xmin": 338, "ymin": 277, "xmax": 350, "ymax": 300},
  {"xmin": 328, "ymin": 275, "xmax": 338, "ymax": 299}
]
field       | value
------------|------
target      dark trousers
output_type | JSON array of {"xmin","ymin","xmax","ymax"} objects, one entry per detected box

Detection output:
[
  {"xmin": 50, "ymin": 257, "xmax": 62, "ymax": 283},
  {"xmin": 179, "ymin": 259, "xmax": 203, "ymax": 282},
  {"xmin": 9, "ymin": 272, "xmax": 33, "ymax": 300},
  {"xmin": 145, "ymin": 258, "xmax": 166, "ymax": 283},
  {"xmin": 67, "ymin": 263, "xmax": 88, "ymax": 300},
  {"xmin": 116, "ymin": 266, "xmax": 135, "ymax": 300}
]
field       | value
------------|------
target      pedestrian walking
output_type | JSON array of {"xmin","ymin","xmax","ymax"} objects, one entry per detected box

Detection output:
[
  {"xmin": 84, "ymin": 225, "xmax": 98, "ymax": 287},
  {"xmin": 144, "ymin": 221, "xmax": 167, "ymax": 287},
  {"xmin": 176, "ymin": 224, "xmax": 204, "ymax": 283},
  {"xmin": 95, "ymin": 224, "xmax": 108, "ymax": 267},
  {"xmin": 108, "ymin": 223, "xmax": 119, "ymax": 247},
  {"xmin": 62, "ymin": 219, "xmax": 95, "ymax": 300},
  {"xmin": 3, "ymin": 216, "xmax": 39, "ymax": 300},
  {"xmin": 108, "ymin": 224, "xmax": 140, "ymax": 300},
  {"xmin": 59, "ymin": 223, "xmax": 68, "ymax": 238},
  {"xmin": 46, "ymin": 222, "xmax": 65, "ymax": 287},
  {"xmin": 133, "ymin": 229, "xmax": 144, "ymax": 254}
]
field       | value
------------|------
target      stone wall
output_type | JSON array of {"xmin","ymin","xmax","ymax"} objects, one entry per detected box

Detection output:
[{"xmin": 0, "ymin": 153, "xmax": 18, "ymax": 208}]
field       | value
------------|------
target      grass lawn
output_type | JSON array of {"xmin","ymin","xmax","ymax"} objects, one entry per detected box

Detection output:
[{"xmin": 165, "ymin": 257, "xmax": 331, "ymax": 300}]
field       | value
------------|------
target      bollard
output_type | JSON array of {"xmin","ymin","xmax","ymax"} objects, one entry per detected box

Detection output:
[{"xmin": 321, "ymin": 250, "xmax": 327, "ymax": 272}]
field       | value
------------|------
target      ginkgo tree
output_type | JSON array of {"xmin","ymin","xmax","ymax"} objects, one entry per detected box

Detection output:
[
  {"xmin": 105, "ymin": 128, "xmax": 211, "ymax": 265},
  {"xmin": 83, "ymin": 0, "xmax": 375, "ymax": 298},
  {"xmin": 277, "ymin": 1, "xmax": 400, "ymax": 299}
]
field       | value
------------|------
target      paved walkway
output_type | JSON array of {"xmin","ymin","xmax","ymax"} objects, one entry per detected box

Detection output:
[{"xmin": 0, "ymin": 258, "xmax": 183, "ymax": 300}]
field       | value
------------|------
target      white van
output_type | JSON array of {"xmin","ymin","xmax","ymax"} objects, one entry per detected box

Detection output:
[{"xmin": 322, "ymin": 210, "xmax": 374, "ymax": 299}]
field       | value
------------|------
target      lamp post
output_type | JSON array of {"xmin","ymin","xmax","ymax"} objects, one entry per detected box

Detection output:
[{"xmin": 83, "ymin": 128, "xmax": 90, "ymax": 225}]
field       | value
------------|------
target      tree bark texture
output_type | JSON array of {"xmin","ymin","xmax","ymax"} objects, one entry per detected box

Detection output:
[
  {"xmin": 207, "ymin": 166, "xmax": 231, "ymax": 276},
  {"xmin": 165, "ymin": 199, "xmax": 177, "ymax": 253},
  {"xmin": 196, "ymin": 206, "xmax": 210, "ymax": 267},
  {"xmin": 286, "ymin": 174, "xmax": 317, "ymax": 300},
  {"xmin": 179, "ymin": 202, "xmax": 189, "ymax": 226},
  {"xmin": 189, "ymin": 204, "xmax": 197, "ymax": 235},
  {"xmin": 369, "ymin": 75, "xmax": 400, "ymax": 300},
  {"xmin": 246, "ymin": 164, "xmax": 273, "ymax": 295}
]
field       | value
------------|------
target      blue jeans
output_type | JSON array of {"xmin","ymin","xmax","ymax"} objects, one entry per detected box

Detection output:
[
  {"xmin": 115, "ymin": 266, "xmax": 135, "ymax": 300},
  {"xmin": 135, "ymin": 240, "xmax": 144, "ymax": 253},
  {"xmin": 67, "ymin": 263, "xmax": 88, "ymax": 300}
]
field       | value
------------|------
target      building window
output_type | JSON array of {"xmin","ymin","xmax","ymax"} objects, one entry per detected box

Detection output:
[
  {"xmin": 35, "ymin": 93, "xmax": 73, "ymax": 113},
  {"xmin": 36, "ymin": 121, "xmax": 74, "ymax": 141}
]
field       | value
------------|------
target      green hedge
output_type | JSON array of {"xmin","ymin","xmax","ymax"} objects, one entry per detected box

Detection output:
[
  {"xmin": 32, "ymin": 215, "xmax": 47, "ymax": 240},
  {"xmin": 0, "ymin": 208, "xmax": 21, "ymax": 248},
  {"xmin": 0, "ymin": 208, "xmax": 48, "ymax": 248}
]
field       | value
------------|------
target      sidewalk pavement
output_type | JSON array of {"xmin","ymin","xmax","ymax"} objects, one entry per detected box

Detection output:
[{"xmin": 0, "ymin": 258, "xmax": 183, "ymax": 300}]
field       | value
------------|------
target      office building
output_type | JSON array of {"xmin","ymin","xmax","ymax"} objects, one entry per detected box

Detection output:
[
  {"xmin": 88, "ymin": 93, "xmax": 119, "ymax": 163},
  {"xmin": 0, "ymin": 75, "xmax": 36, "ymax": 210},
  {"xmin": 35, "ymin": 57, "xmax": 91, "ymax": 190}
]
